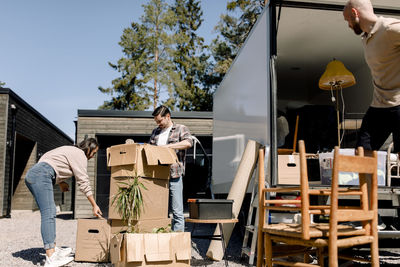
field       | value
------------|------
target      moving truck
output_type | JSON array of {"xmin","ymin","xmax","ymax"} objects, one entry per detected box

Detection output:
[{"xmin": 212, "ymin": 0, "xmax": 400, "ymax": 235}]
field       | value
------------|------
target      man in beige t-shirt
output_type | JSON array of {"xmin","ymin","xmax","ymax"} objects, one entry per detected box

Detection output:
[{"xmin": 343, "ymin": 0, "xmax": 400, "ymax": 153}]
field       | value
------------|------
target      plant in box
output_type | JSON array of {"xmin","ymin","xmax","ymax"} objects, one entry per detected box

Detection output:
[{"xmin": 111, "ymin": 175, "xmax": 147, "ymax": 233}]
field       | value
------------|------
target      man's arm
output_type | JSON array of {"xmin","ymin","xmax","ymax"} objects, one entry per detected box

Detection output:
[{"xmin": 164, "ymin": 140, "xmax": 192, "ymax": 150}]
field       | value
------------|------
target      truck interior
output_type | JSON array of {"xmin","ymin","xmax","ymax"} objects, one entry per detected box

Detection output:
[
  {"xmin": 273, "ymin": 1, "xmax": 400, "ymax": 232},
  {"xmin": 275, "ymin": 2, "xmax": 400, "ymax": 153}
]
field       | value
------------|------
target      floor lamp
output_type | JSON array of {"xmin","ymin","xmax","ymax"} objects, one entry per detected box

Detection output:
[{"xmin": 318, "ymin": 59, "xmax": 356, "ymax": 147}]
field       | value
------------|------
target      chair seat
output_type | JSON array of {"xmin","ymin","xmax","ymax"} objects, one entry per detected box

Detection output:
[{"xmin": 263, "ymin": 223, "xmax": 366, "ymax": 238}]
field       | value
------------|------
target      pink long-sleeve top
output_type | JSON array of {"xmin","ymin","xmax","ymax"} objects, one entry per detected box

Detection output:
[{"xmin": 39, "ymin": 146, "xmax": 93, "ymax": 197}]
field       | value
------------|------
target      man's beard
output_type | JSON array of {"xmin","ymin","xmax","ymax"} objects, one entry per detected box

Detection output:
[{"xmin": 352, "ymin": 19, "xmax": 363, "ymax": 35}]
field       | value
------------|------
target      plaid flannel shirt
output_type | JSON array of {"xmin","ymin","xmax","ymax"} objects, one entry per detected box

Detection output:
[{"xmin": 149, "ymin": 123, "xmax": 193, "ymax": 178}]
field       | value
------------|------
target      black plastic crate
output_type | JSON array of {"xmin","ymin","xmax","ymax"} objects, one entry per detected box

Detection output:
[{"xmin": 188, "ymin": 199, "xmax": 234, "ymax": 219}]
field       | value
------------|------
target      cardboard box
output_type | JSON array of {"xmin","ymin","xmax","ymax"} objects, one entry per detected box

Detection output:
[
  {"xmin": 110, "ymin": 232, "xmax": 191, "ymax": 267},
  {"xmin": 111, "ymin": 218, "xmax": 172, "ymax": 234},
  {"xmin": 107, "ymin": 143, "xmax": 178, "ymax": 178},
  {"xmin": 108, "ymin": 176, "xmax": 169, "ymax": 220},
  {"xmin": 278, "ymin": 154, "xmax": 301, "ymax": 185},
  {"xmin": 75, "ymin": 219, "xmax": 111, "ymax": 262},
  {"xmin": 319, "ymin": 149, "xmax": 386, "ymax": 186}
]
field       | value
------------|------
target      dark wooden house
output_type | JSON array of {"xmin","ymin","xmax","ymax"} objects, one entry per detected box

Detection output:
[{"xmin": 0, "ymin": 88, "xmax": 73, "ymax": 217}]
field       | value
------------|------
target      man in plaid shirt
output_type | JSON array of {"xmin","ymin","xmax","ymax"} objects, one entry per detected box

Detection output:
[{"xmin": 149, "ymin": 105, "xmax": 193, "ymax": 231}]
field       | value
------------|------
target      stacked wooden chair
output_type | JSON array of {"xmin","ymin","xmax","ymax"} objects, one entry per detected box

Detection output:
[{"xmin": 257, "ymin": 140, "xmax": 379, "ymax": 266}]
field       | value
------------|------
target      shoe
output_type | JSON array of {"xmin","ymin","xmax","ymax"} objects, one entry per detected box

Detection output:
[
  {"xmin": 44, "ymin": 251, "xmax": 74, "ymax": 267},
  {"xmin": 55, "ymin": 246, "xmax": 72, "ymax": 257}
]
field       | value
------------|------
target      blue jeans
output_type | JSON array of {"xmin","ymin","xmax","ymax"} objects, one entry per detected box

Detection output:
[
  {"xmin": 169, "ymin": 177, "xmax": 184, "ymax": 231},
  {"xmin": 25, "ymin": 162, "xmax": 57, "ymax": 250}
]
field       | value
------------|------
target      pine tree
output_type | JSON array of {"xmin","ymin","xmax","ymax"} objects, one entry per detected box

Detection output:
[
  {"xmin": 172, "ymin": 0, "xmax": 213, "ymax": 111},
  {"xmin": 211, "ymin": 0, "xmax": 265, "ymax": 80},
  {"xmin": 99, "ymin": 22, "xmax": 151, "ymax": 110},
  {"xmin": 142, "ymin": 0, "xmax": 177, "ymax": 109},
  {"xmin": 99, "ymin": 0, "xmax": 177, "ymax": 110}
]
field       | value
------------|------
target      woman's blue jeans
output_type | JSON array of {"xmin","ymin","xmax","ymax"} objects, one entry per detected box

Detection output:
[
  {"xmin": 25, "ymin": 162, "xmax": 57, "ymax": 250},
  {"xmin": 169, "ymin": 177, "xmax": 184, "ymax": 231}
]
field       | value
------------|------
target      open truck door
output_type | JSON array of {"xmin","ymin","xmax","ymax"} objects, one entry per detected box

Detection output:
[
  {"xmin": 213, "ymin": 2, "xmax": 275, "ymax": 194},
  {"xmin": 213, "ymin": 0, "xmax": 400, "ymax": 236}
]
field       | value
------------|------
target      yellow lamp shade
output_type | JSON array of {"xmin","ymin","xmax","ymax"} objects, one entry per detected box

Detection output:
[{"xmin": 319, "ymin": 60, "xmax": 356, "ymax": 90}]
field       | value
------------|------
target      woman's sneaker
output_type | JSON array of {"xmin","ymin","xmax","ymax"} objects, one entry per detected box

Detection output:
[
  {"xmin": 55, "ymin": 246, "xmax": 73, "ymax": 257},
  {"xmin": 44, "ymin": 250, "xmax": 74, "ymax": 267}
]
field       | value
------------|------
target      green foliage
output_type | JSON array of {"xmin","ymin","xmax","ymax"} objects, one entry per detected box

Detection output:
[
  {"xmin": 111, "ymin": 176, "xmax": 147, "ymax": 233},
  {"xmin": 0, "ymin": 81, "xmax": 5, "ymax": 87},
  {"xmin": 171, "ymin": 0, "xmax": 214, "ymax": 111},
  {"xmin": 99, "ymin": 0, "xmax": 264, "ymax": 111},
  {"xmin": 99, "ymin": 0, "xmax": 177, "ymax": 110},
  {"xmin": 99, "ymin": 0, "xmax": 217, "ymax": 111},
  {"xmin": 99, "ymin": 22, "xmax": 151, "ymax": 110},
  {"xmin": 152, "ymin": 224, "xmax": 172, "ymax": 233},
  {"xmin": 210, "ymin": 0, "xmax": 265, "ymax": 80}
]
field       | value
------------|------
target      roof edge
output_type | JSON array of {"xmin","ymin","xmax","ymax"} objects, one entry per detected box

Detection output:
[
  {"xmin": 0, "ymin": 88, "xmax": 73, "ymax": 143},
  {"xmin": 78, "ymin": 109, "xmax": 213, "ymax": 119}
]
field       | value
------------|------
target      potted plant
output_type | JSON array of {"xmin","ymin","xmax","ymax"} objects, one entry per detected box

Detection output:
[{"xmin": 111, "ymin": 175, "xmax": 147, "ymax": 233}]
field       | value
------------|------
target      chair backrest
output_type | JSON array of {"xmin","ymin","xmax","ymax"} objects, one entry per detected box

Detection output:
[{"xmin": 329, "ymin": 146, "xmax": 378, "ymax": 233}]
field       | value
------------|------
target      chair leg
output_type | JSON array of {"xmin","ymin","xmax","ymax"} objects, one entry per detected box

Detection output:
[
  {"xmin": 265, "ymin": 234, "xmax": 272, "ymax": 267},
  {"xmin": 317, "ymin": 247, "xmax": 324, "ymax": 267},
  {"xmin": 370, "ymin": 237, "xmax": 380, "ymax": 266},
  {"xmin": 329, "ymin": 238, "xmax": 338, "ymax": 267}
]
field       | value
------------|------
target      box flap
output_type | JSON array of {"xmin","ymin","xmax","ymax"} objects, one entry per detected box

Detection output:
[
  {"xmin": 107, "ymin": 144, "xmax": 138, "ymax": 167},
  {"xmin": 172, "ymin": 232, "xmax": 191, "ymax": 260},
  {"xmin": 110, "ymin": 234, "xmax": 124, "ymax": 264},
  {"xmin": 144, "ymin": 145, "xmax": 178, "ymax": 166},
  {"xmin": 144, "ymin": 233, "xmax": 173, "ymax": 262},
  {"xmin": 126, "ymin": 233, "xmax": 144, "ymax": 262}
]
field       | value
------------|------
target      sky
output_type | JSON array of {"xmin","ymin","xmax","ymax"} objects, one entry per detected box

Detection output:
[{"xmin": 0, "ymin": 0, "xmax": 230, "ymax": 140}]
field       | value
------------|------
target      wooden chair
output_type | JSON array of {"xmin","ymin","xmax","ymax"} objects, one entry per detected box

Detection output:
[{"xmin": 257, "ymin": 140, "xmax": 379, "ymax": 267}]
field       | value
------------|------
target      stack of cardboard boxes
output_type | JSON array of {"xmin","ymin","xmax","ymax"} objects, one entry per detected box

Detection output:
[{"xmin": 75, "ymin": 143, "xmax": 191, "ymax": 266}]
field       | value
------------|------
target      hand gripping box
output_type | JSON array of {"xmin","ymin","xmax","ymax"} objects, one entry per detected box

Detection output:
[
  {"xmin": 110, "ymin": 232, "xmax": 191, "ymax": 267},
  {"xmin": 107, "ymin": 143, "xmax": 178, "ymax": 220}
]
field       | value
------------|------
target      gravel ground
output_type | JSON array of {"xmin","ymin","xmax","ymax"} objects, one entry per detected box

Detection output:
[
  {"xmin": 2, "ymin": 210, "xmax": 400, "ymax": 266},
  {"xmin": 0, "ymin": 210, "xmax": 249, "ymax": 267}
]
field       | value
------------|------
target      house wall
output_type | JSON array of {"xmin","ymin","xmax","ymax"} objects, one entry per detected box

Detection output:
[
  {"xmin": 0, "ymin": 94, "xmax": 9, "ymax": 215},
  {"xmin": 0, "ymin": 89, "xmax": 73, "ymax": 216}
]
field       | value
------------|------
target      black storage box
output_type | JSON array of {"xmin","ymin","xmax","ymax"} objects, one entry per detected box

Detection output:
[{"xmin": 188, "ymin": 199, "xmax": 234, "ymax": 219}]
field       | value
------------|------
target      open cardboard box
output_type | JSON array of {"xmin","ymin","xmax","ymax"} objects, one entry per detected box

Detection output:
[
  {"xmin": 107, "ymin": 143, "xmax": 178, "ymax": 220},
  {"xmin": 75, "ymin": 218, "xmax": 174, "ymax": 263},
  {"xmin": 107, "ymin": 143, "xmax": 178, "ymax": 178},
  {"xmin": 111, "ymin": 218, "xmax": 172, "ymax": 234},
  {"xmin": 110, "ymin": 232, "xmax": 191, "ymax": 267}
]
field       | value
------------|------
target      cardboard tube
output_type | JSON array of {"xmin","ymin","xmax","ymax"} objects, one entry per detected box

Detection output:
[{"xmin": 206, "ymin": 139, "xmax": 261, "ymax": 260}]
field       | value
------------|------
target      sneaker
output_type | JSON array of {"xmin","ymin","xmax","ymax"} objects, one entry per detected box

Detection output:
[
  {"xmin": 55, "ymin": 246, "xmax": 72, "ymax": 257},
  {"xmin": 44, "ymin": 251, "xmax": 74, "ymax": 267}
]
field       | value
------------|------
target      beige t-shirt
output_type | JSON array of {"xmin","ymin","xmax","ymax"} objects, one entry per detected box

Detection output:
[
  {"xmin": 39, "ymin": 146, "xmax": 93, "ymax": 197},
  {"xmin": 362, "ymin": 16, "xmax": 400, "ymax": 107}
]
